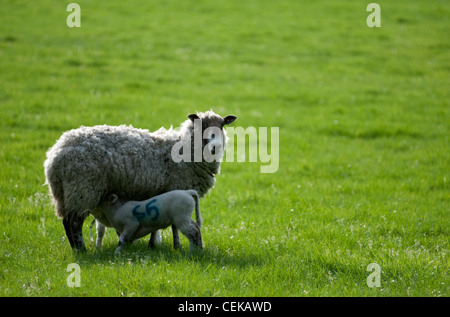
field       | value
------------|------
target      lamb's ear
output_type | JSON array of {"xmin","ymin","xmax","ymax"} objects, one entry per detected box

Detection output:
[
  {"xmin": 223, "ymin": 115, "xmax": 237, "ymax": 125},
  {"xmin": 188, "ymin": 114, "xmax": 200, "ymax": 122},
  {"xmin": 110, "ymin": 194, "xmax": 118, "ymax": 204}
]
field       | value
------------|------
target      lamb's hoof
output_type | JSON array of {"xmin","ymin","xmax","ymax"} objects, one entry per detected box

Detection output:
[{"xmin": 189, "ymin": 245, "xmax": 203, "ymax": 256}]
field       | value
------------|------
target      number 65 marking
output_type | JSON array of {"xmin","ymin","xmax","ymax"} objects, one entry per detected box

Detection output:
[{"xmin": 132, "ymin": 199, "xmax": 159, "ymax": 221}]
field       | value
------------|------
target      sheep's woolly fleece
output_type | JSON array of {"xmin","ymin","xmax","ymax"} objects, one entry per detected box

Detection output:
[{"xmin": 44, "ymin": 111, "xmax": 225, "ymax": 219}]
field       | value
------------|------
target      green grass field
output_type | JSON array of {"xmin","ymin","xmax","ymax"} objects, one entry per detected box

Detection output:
[{"xmin": 0, "ymin": 0, "xmax": 449, "ymax": 297}]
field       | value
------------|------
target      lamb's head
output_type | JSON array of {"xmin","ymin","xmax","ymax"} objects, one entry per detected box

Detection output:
[
  {"xmin": 99, "ymin": 194, "xmax": 126, "ymax": 212},
  {"xmin": 187, "ymin": 111, "xmax": 237, "ymax": 163}
]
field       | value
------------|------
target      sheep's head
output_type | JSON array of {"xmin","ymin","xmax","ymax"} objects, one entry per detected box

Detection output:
[
  {"xmin": 172, "ymin": 111, "xmax": 237, "ymax": 172},
  {"xmin": 187, "ymin": 111, "xmax": 237, "ymax": 163}
]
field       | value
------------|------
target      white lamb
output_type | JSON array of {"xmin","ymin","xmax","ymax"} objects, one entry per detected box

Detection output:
[{"xmin": 95, "ymin": 190, "xmax": 202, "ymax": 256}]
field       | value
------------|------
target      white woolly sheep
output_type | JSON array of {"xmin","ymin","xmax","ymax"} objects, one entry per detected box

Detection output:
[
  {"xmin": 44, "ymin": 111, "xmax": 237, "ymax": 251},
  {"xmin": 96, "ymin": 189, "xmax": 202, "ymax": 256}
]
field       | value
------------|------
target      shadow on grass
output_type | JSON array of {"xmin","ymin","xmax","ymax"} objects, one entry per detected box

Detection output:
[{"xmin": 73, "ymin": 239, "xmax": 265, "ymax": 270}]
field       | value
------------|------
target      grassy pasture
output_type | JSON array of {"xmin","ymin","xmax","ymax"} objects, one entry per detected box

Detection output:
[{"xmin": 0, "ymin": 0, "xmax": 448, "ymax": 296}]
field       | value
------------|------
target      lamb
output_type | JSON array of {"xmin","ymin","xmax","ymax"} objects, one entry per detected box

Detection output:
[
  {"xmin": 95, "ymin": 190, "xmax": 202, "ymax": 256},
  {"xmin": 44, "ymin": 111, "xmax": 237, "ymax": 251}
]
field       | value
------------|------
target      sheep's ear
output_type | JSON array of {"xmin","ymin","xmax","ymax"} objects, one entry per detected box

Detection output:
[
  {"xmin": 223, "ymin": 115, "xmax": 237, "ymax": 125},
  {"xmin": 110, "ymin": 194, "xmax": 118, "ymax": 204},
  {"xmin": 188, "ymin": 114, "xmax": 200, "ymax": 122}
]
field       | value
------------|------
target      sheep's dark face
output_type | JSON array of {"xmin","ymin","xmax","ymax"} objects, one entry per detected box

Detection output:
[{"xmin": 188, "ymin": 111, "xmax": 237, "ymax": 162}]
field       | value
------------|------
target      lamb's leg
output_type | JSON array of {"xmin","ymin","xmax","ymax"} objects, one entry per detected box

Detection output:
[
  {"xmin": 95, "ymin": 221, "xmax": 106, "ymax": 250},
  {"xmin": 179, "ymin": 221, "xmax": 203, "ymax": 253},
  {"xmin": 148, "ymin": 230, "xmax": 162, "ymax": 249},
  {"xmin": 172, "ymin": 225, "xmax": 181, "ymax": 250},
  {"xmin": 115, "ymin": 236, "xmax": 129, "ymax": 257},
  {"xmin": 114, "ymin": 222, "xmax": 139, "ymax": 256}
]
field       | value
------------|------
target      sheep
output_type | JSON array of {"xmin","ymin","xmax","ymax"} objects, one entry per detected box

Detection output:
[
  {"xmin": 44, "ymin": 111, "xmax": 237, "ymax": 251},
  {"xmin": 96, "ymin": 190, "xmax": 202, "ymax": 256}
]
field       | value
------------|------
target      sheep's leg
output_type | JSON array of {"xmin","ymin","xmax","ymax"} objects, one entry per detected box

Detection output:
[
  {"xmin": 71, "ymin": 213, "xmax": 87, "ymax": 252},
  {"xmin": 63, "ymin": 213, "xmax": 87, "ymax": 252},
  {"xmin": 62, "ymin": 217, "xmax": 75, "ymax": 249},
  {"xmin": 172, "ymin": 225, "xmax": 181, "ymax": 250},
  {"xmin": 179, "ymin": 221, "xmax": 203, "ymax": 253},
  {"xmin": 148, "ymin": 230, "xmax": 162, "ymax": 249}
]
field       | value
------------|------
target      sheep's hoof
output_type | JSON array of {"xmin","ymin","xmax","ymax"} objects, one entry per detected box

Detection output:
[{"xmin": 73, "ymin": 245, "xmax": 87, "ymax": 253}]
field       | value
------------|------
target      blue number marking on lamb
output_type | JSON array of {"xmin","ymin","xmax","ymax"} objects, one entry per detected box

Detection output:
[
  {"xmin": 145, "ymin": 199, "xmax": 159, "ymax": 221},
  {"xmin": 132, "ymin": 204, "xmax": 145, "ymax": 220},
  {"xmin": 132, "ymin": 201, "xmax": 159, "ymax": 222}
]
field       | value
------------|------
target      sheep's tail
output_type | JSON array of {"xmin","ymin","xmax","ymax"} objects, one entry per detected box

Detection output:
[
  {"xmin": 44, "ymin": 157, "xmax": 66, "ymax": 218},
  {"xmin": 188, "ymin": 189, "xmax": 202, "ymax": 228}
]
